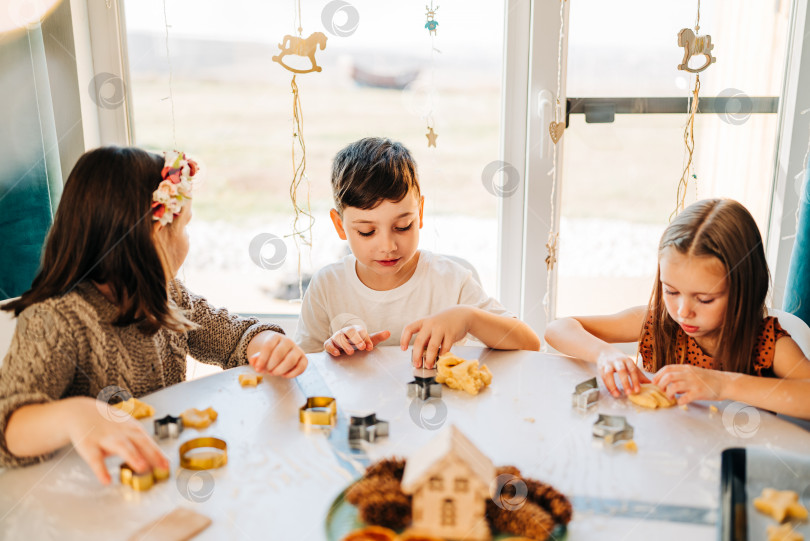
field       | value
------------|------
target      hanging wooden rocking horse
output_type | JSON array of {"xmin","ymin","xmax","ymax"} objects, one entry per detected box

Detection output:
[
  {"xmin": 272, "ymin": 31, "xmax": 328, "ymax": 74},
  {"xmin": 677, "ymin": 28, "xmax": 715, "ymax": 74}
]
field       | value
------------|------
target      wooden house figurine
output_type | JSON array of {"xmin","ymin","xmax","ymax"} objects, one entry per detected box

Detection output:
[{"xmin": 401, "ymin": 425, "xmax": 495, "ymax": 540}]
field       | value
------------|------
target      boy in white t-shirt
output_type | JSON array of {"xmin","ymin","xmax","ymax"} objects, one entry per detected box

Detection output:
[{"xmin": 294, "ymin": 137, "xmax": 540, "ymax": 367}]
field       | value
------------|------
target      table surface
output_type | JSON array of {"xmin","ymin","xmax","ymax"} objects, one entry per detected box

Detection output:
[{"xmin": 1, "ymin": 345, "xmax": 809, "ymax": 541}]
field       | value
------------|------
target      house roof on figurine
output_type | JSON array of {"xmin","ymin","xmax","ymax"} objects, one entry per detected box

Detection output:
[{"xmin": 401, "ymin": 426, "xmax": 496, "ymax": 540}]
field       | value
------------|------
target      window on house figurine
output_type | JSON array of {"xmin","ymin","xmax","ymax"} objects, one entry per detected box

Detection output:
[
  {"xmin": 454, "ymin": 477, "xmax": 468, "ymax": 492},
  {"xmin": 429, "ymin": 475, "xmax": 443, "ymax": 490},
  {"xmin": 441, "ymin": 499, "xmax": 456, "ymax": 526}
]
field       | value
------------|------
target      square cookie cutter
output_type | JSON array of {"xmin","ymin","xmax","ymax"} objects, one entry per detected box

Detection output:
[{"xmin": 299, "ymin": 396, "xmax": 337, "ymax": 426}]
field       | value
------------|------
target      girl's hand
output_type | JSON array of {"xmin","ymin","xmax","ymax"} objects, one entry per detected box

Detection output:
[
  {"xmin": 401, "ymin": 306, "xmax": 471, "ymax": 368},
  {"xmin": 66, "ymin": 397, "xmax": 169, "ymax": 485},
  {"xmin": 596, "ymin": 351, "xmax": 650, "ymax": 397},
  {"xmin": 323, "ymin": 325, "xmax": 391, "ymax": 357},
  {"xmin": 653, "ymin": 364, "xmax": 726, "ymax": 405},
  {"xmin": 249, "ymin": 331, "xmax": 308, "ymax": 378}
]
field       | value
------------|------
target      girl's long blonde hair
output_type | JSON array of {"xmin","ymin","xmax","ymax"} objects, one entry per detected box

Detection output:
[{"xmin": 645, "ymin": 199, "xmax": 769, "ymax": 374}]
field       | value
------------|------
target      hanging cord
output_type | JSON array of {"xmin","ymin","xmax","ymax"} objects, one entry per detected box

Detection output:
[
  {"xmin": 671, "ymin": 0, "xmax": 702, "ymax": 220},
  {"xmin": 162, "ymin": 0, "xmax": 177, "ymax": 148},
  {"xmin": 543, "ymin": 0, "xmax": 565, "ymax": 325},
  {"xmin": 672, "ymin": 75, "xmax": 700, "ymax": 220},
  {"xmin": 289, "ymin": 75, "xmax": 315, "ymax": 301}
]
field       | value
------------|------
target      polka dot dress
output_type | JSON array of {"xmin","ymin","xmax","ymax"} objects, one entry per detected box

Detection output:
[{"xmin": 639, "ymin": 315, "xmax": 789, "ymax": 377}]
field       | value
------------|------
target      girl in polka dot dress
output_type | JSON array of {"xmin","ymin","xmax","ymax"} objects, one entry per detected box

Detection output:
[{"xmin": 545, "ymin": 199, "xmax": 810, "ymax": 418}]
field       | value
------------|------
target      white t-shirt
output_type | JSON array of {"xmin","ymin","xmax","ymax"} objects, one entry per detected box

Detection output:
[{"xmin": 295, "ymin": 250, "xmax": 513, "ymax": 353}]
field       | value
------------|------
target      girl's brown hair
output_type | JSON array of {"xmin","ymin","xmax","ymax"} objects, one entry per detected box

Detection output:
[
  {"xmin": 645, "ymin": 198, "xmax": 769, "ymax": 374},
  {"xmin": 2, "ymin": 146, "xmax": 194, "ymax": 334}
]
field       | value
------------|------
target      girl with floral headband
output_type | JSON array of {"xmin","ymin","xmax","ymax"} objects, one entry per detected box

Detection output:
[{"xmin": 0, "ymin": 146, "xmax": 307, "ymax": 483}]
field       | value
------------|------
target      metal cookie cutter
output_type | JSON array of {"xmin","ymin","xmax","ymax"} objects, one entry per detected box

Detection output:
[
  {"xmin": 592, "ymin": 414, "xmax": 634, "ymax": 445},
  {"xmin": 572, "ymin": 377, "xmax": 600, "ymax": 410},
  {"xmin": 348, "ymin": 413, "xmax": 389, "ymax": 447},
  {"xmin": 407, "ymin": 367, "xmax": 442, "ymax": 400},
  {"xmin": 179, "ymin": 437, "xmax": 228, "ymax": 470},
  {"xmin": 120, "ymin": 463, "xmax": 170, "ymax": 491},
  {"xmin": 299, "ymin": 396, "xmax": 337, "ymax": 426},
  {"xmin": 154, "ymin": 414, "xmax": 184, "ymax": 439}
]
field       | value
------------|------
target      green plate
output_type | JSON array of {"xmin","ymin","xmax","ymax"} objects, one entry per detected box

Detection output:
[{"xmin": 325, "ymin": 484, "xmax": 567, "ymax": 541}]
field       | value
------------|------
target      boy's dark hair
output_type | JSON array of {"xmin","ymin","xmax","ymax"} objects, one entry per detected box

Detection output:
[
  {"xmin": 2, "ymin": 146, "xmax": 195, "ymax": 334},
  {"xmin": 331, "ymin": 137, "xmax": 420, "ymax": 214}
]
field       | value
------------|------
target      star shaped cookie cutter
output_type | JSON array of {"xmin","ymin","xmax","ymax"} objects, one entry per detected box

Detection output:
[
  {"xmin": 572, "ymin": 377, "xmax": 600, "ymax": 410},
  {"xmin": 154, "ymin": 414, "xmax": 184, "ymax": 439},
  {"xmin": 299, "ymin": 396, "xmax": 337, "ymax": 426},
  {"xmin": 592, "ymin": 414, "xmax": 634, "ymax": 445},
  {"xmin": 348, "ymin": 413, "xmax": 390, "ymax": 447},
  {"xmin": 407, "ymin": 367, "xmax": 442, "ymax": 400}
]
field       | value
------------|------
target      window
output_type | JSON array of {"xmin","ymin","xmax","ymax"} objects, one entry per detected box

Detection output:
[
  {"xmin": 454, "ymin": 477, "xmax": 468, "ymax": 492},
  {"xmin": 555, "ymin": 0, "xmax": 790, "ymax": 318},
  {"xmin": 123, "ymin": 0, "xmax": 506, "ymax": 315},
  {"xmin": 429, "ymin": 475, "xmax": 443, "ymax": 490}
]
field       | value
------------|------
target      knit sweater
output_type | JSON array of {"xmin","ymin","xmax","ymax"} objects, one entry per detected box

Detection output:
[{"xmin": 0, "ymin": 280, "xmax": 283, "ymax": 468}]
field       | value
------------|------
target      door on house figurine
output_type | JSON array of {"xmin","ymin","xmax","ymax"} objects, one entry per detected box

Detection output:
[
  {"xmin": 441, "ymin": 498, "xmax": 456, "ymax": 526},
  {"xmin": 516, "ymin": 0, "xmax": 792, "ymax": 329}
]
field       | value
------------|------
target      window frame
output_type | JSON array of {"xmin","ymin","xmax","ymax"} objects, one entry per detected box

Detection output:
[{"xmin": 82, "ymin": 0, "xmax": 808, "ymax": 333}]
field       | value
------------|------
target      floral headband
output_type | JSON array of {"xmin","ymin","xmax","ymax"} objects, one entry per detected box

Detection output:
[{"xmin": 151, "ymin": 150, "xmax": 200, "ymax": 226}]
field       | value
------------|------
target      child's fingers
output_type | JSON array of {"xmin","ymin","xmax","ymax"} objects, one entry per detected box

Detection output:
[
  {"xmin": 104, "ymin": 437, "xmax": 148, "ymax": 473},
  {"xmin": 423, "ymin": 338, "xmax": 442, "ymax": 369},
  {"xmin": 627, "ymin": 363, "xmax": 642, "ymax": 394},
  {"xmin": 281, "ymin": 355, "xmax": 308, "ymax": 378},
  {"xmin": 270, "ymin": 347, "xmax": 301, "ymax": 377},
  {"xmin": 130, "ymin": 430, "xmax": 169, "ymax": 470},
  {"xmin": 267, "ymin": 340, "xmax": 295, "ymax": 375},
  {"xmin": 400, "ymin": 322, "xmax": 420, "ymax": 351},
  {"xmin": 344, "ymin": 326, "xmax": 367, "ymax": 350},
  {"xmin": 411, "ymin": 331, "xmax": 431, "ymax": 367},
  {"xmin": 369, "ymin": 330, "xmax": 391, "ymax": 347},
  {"xmin": 441, "ymin": 336, "xmax": 454, "ymax": 359},
  {"xmin": 336, "ymin": 332, "xmax": 356, "ymax": 355},
  {"xmin": 600, "ymin": 366, "xmax": 621, "ymax": 397},
  {"xmin": 613, "ymin": 362, "xmax": 632, "ymax": 396},
  {"xmin": 76, "ymin": 444, "xmax": 112, "ymax": 485},
  {"xmin": 323, "ymin": 338, "xmax": 341, "ymax": 356}
]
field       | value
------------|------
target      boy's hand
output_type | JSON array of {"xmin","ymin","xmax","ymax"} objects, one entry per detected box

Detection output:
[
  {"xmin": 249, "ymin": 331, "xmax": 308, "ymax": 378},
  {"xmin": 67, "ymin": 397, "xmax": 169, "ymax": 485},
  {"xmin": 401, "ymin": 306, "xmax": 471, "ymax": 368},
  {"xmin": 596, "ymin": 351, "xmax": 650, "ymax": 397},
  {"xmin": 653, "ymin": 364, "xmax": 726, "ymax": 405},
  {"xmin": 324, "ymin": 325, "xmax": 391, "ymax": 357}
]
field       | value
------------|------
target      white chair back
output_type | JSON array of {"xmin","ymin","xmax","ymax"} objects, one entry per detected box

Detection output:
[
  {"xmin": 444, "ymin": 254, "xmax": 482, "ymax": 285},
  {"xmin": 769, "ymin": 308, "xmax": 810, "ymax": 358},
  {"xmin": 769, "ymin": 308, "xmax": 810, "ymax": 431}
]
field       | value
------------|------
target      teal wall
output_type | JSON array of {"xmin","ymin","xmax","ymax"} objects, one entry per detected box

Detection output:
[{"xmin": 0, "ymin": 26, "xmax": 63, "ymax": 300}]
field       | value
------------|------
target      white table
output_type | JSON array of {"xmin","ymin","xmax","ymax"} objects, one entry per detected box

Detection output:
[{"xmin": 1, "ymin": 346, "xmax": 809, "ymax": 540}]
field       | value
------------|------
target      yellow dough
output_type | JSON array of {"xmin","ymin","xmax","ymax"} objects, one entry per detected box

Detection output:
[
  {"xmin": 435, "ymin": 353, "xmax": 492, "ymax": 395},
  {"xmin": 767, "ymin": 523, "xmax": 804, "ymax": 541},
  {"xmin": 238, "ymin": 373, "xmax": 263, "ymax": 387},
  {"xmin": 181, "ymin": 407, "xmax": 219, "ymax": 429},
  {"xmin": 627, "ymin": 384, "xmax": 677, "ymax": 409},
  {"xmin": 112, "ymin": 398, "xmax": 155, "ymax": 419},
  {"xmin": 754, "ymin": 488, "xmax": 809, "ymax": 523}
]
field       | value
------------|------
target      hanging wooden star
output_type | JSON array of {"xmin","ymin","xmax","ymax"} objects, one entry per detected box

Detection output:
[{"xmin": 426, "ymin": 127, "xmax": 438, "ymax": 148}]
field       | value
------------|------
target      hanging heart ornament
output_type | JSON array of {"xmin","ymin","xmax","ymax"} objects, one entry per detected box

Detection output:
[{"xmin": 549, "ymin": 122, "xmax": 565, "ymax": 144}]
